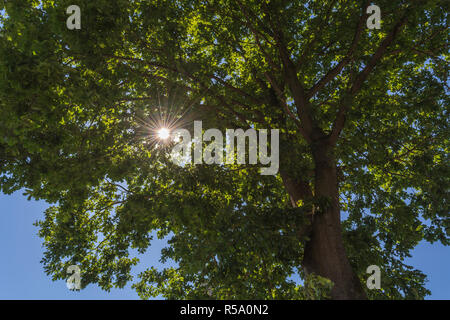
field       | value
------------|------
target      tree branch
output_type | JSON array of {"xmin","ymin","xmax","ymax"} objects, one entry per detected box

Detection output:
[
  {"xmin": 329, "ymin": 13, "xmax": 409, "ymax": 145},
  {"xmin": 307, "ymin": 1, "xmax": 369, "ymax": 99}
]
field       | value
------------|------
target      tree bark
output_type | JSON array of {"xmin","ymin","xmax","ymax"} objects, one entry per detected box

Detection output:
[{"xmin": 300, "ymin": 142, "xmax": 367, "ymax": 299}]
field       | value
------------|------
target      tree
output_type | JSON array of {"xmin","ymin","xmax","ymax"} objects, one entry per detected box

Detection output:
[{"xmin": 0, "ymin": 0, "xmax": 448, "ymax": 299}]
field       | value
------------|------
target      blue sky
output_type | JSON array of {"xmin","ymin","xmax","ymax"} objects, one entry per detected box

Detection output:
[
  {"xmin": 0, "ymin": 190, "xmax": 449, "ymax": 299},
  {"xmin": 0, "ymin": 191, "xmax": 169, "ymax": 299}
]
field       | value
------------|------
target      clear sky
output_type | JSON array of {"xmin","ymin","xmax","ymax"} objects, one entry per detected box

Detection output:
[{"xmin": 0, "ymin": 190, "xmax": 448, "ymax": 299}]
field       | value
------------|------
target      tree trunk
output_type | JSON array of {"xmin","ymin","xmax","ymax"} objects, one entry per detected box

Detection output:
[{"xmin": 301, "ymin": 143, "xmax": 367, "ymax": 299}]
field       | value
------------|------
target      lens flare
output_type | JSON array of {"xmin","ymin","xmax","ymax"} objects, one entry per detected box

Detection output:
[
  {"xmin": 157, "ymin": 128, "xmax": 170, "ymax": 140},
  {"xmin": 132, "ymin": 87, "xmax": 199, "ymax": 150}
]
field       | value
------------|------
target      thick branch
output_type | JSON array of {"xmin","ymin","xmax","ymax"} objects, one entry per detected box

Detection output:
[
  {"xmin": 269, "ymin": 20, "xmax": 316, "ymax": 141},
  {"xmin": 329, "ymin": 13, "xmax": 409, "ymax": 145},
  {"xmin": 307, "ymin": 2, "xmax": 368, "ymax": 99}
]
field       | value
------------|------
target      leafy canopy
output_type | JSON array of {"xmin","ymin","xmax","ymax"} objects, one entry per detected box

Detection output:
[{"xmin": 0, "ymin": 0, "xmax": 448, "ymax": 299}]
